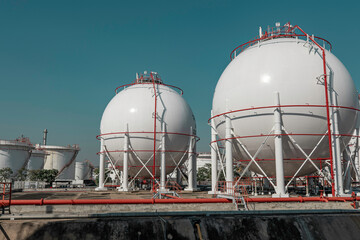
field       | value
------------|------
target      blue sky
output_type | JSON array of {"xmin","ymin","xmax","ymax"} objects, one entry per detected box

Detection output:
[{"xmin": 0, "ymin": 0, "xmax": 359, "ymax": 165}]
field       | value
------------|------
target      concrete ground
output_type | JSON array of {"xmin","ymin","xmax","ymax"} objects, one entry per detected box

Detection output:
[{"xmin": 1, "ymin": 210, "xmax": 360, "ymax": 240}]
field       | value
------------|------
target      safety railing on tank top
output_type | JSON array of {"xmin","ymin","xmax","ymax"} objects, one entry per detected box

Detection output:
[
  {"xmin": 230, "ymin": 22, "xmax": 332, "ymax": 60},
  {"xmin": 114, "ymin": 72, "xmax": 184, "ymax": 95},
  {"xmin": 0, "ymin": 137, "xmax": 33, "ymax": 146},
  {"xmin": 114, "ymin": 82, "xmax": 184, "ymax": 95}
]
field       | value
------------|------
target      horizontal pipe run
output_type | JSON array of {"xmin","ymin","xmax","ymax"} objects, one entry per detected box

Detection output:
[
  {"xmin": 3, "ymin": 197, "xmax": 360, "ymax": 206},
  {"xmin": 6, "ymin": 198, "xmax": 232, "ymax": 206},
  {"xmin": 246, "ymin": 197, "xmax": 360, "ymax": 203}
]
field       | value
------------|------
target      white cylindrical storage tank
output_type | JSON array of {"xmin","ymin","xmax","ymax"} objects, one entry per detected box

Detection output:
[
  {"xmin": 212, "ymin": 24, "xmax": 359, "ymax": 177},
  {"xmin": 99, "ymin": 71, "xmax": 196, "ymax": 178},
  {"xmin": 27, "ymin": 144, "xmax": 47, "ymax": 170},
  {"xmin": 42, "ymin": 145, "xmax": 80, "ymax": 180},
  {"xmin": 75, "ymin": 161, "xmax": 90, "ymax": 180},
  {"xmin": 0, "ymin": 138, "xmax": 33, "ymax": 177}
]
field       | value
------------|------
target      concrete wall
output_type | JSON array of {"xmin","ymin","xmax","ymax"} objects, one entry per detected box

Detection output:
[{"xmin": 0, "ymin": 210, "xmax": 359, "ymax": 240}]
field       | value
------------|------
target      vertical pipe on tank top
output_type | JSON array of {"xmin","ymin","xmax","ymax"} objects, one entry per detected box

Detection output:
[{"xmin": 43, "ymin": 129, "xmax": 48, "ymax": 145}]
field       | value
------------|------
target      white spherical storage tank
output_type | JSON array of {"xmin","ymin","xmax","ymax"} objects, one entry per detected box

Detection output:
[
  {"xmin": 0, "ymin": 138, "xmax": 33, "ymax": 177},
  {"xmin": 42, "ymin": 145, "xmax": 80, "ymax": 180},
  {"xmin": 27, "ymin": 145, "xmax": 47, "ymax": 170},
  {"xmin": 99, "ymin": 71, "xmax": 196, "ymax": 179},
  {"xmin": 212, "ymin": 23, "xmax": 359, "ymax": 178}
]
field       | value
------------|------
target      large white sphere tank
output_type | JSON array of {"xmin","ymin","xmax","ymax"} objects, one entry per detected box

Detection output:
[
  {"xmin": 212, "ymin": 24, "xmax": 359, "ymax": 177},
  {"xmin": 100, "ymin": 71, "xmax": 196, "ymax": 178}
]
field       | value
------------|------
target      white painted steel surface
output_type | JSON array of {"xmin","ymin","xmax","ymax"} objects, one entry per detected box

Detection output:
[
  {"xmin": 75, "ymin": 161, "xmax": 91, "ymax": 180},
  {"xmin": 0, "ymin": 140, "xmax": 33, "ymax": 176},
  {"xmin": 96, "ymin": 139, "xmax": 107, "ymax": 190},
  {"xmin": 273, "ymin": 92, "xmax": 286, "ymax": 196},
  {"xmin": 42, "ymin": 145, "xmax": 80, "ymax": 180},
  {"xmin": 100, "ymin": 83, "xmax": 196, "ymax": 178},
  {"xmin": 27, "ymin": 148, "xmax": 47, "ymax": 170},
  {"xmin": 212, "ymin": 37, "xmax": 359, "ymax": 177},
  {"xmin": 210, "ymin": 113, "xmax": 218, "ymax": 193}
]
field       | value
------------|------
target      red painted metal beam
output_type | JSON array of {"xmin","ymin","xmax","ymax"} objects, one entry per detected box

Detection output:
[{"xmin": 5, "ymin": 198, "xmax": 231, "ymax": 205}]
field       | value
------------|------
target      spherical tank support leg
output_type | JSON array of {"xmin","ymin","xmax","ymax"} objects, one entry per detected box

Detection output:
[
  {"xmin": 95, "ymin": 138, "xmax": 108, "ymax": 191},
  {"xmin": 185, "ymin": 127, "xmax": 199, "ymax": 192},
  {"xmin": 272, "ymin": 92, "xmax": 288, "ymax": 198},
  {"xmin": 118, "ymin": 125, "xmax": 129, "ymax": 192},
  {"xmin": 208, "ymin": 110, "xmax": 218, "ymax": 194},
  {"xmin": 225, "ymin": 112, "xmax": 234, "ymax": 195}
]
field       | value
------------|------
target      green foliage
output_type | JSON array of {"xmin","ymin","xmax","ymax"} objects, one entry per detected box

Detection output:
[
  {"xmin": 0, "ymin": 168, "xmax": 13, "ymax": 182},
  {"xmin": 16, "ymin": 168, "xmax": 28, "ymax": 181},
  {"xmin": 197, "ymin": 163, "xmax": 211, "ymax": 182},
  {"xmin": 28, "ymin": 169, "xmax": 58, "ymax": 183},
  {"xmin": 28, "ymin": 170, "xmax": 40, "ymax": 181},
  {"xmin": 197, "ymin": 164, "xmax": 245, "ymax": 183}
]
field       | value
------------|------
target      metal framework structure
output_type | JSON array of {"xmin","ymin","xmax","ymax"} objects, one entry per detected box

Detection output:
[
  {"xmin": 0, "ymin": 182, "xmax": 11, "ymax": 214},
  {"xmin": 96, "ymin": 72, "xmax": 199, "ymax": 194},
  {"xmin": 209, "ymin": 23, "xmax": 360, "ymax": 198}
]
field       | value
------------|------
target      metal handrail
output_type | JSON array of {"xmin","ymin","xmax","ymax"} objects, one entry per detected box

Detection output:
[
  {"xmin": 230, "ymin": 23, "xmax": 332, "ymax": 60},
  {"xmin": 114, "ymin": 82, "xmax": 184, "ymax": 95},
  {"xmin": 96, "ymin": 131, "xmax": 199, "ymax": 141},
  {"xmin": 209, "ymin": 104, "xmax": 360, "ymax": 122}
]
